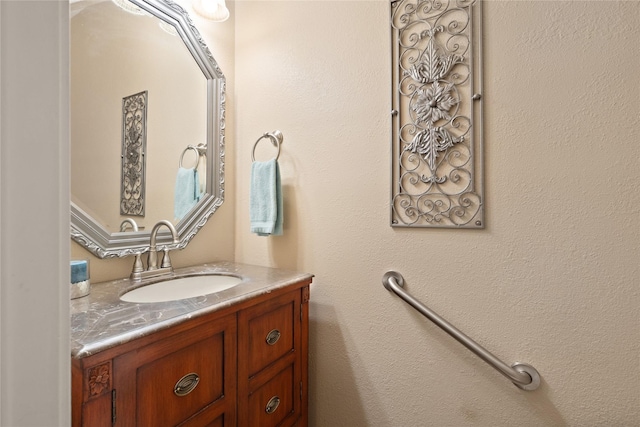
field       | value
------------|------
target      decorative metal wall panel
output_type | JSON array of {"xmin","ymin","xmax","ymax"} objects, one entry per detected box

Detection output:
[
  {"xmin": 391, "ymin": 0, "xmax": 484, "ymax": 228},
  {"xmin": 120, "ymin": 90, "xmax": 147, "ymax": 216}
]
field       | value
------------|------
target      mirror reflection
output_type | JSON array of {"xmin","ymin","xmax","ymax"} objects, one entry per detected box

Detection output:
[
  {"xmin": 70, "ymin": 0, "xmax": 225, "ymax": 258},
  {"xmin": 71, "ymin": 0, "xmax": 207, "ymax": 231}
]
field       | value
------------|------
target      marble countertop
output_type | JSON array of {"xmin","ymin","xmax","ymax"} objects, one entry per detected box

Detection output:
[{"xmin": 71, "ymin": 261, "xmax": 313, "ymax": 359}]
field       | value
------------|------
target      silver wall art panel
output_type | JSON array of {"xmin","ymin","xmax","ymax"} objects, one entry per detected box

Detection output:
[
  {"xmin": 391, "ymin": 0, "xmax": 484, "ymax": 228},
  {"xmin": 120, "ymin": 90, "xmax": 148, "ymax": 216}
]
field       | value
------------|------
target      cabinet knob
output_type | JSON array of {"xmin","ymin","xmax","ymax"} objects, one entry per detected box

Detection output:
[
  {"xmin": 265, "ymin": 329, "xmax": 281, "ymax": 345},
  {"xmin": 174, "ymin": 373, "xmax": 200, "ymax": 396},
  {"xmin": 265, "ymin": 396, "xmax": 281, "ymax": 414}
]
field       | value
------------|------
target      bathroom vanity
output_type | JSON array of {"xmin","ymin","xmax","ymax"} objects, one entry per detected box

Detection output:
[
  {"xmin": 69, "ymin": 2, "xmax": 307, "ymax": 424},
  {"xmin": 71, "ymin": 262, "xmax": 312, "ymax": 427}
]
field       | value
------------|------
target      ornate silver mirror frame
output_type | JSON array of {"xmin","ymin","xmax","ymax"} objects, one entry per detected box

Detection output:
[
  {"xmin": 71, "ymin": 0, "xmax": 225, "ymax": 258},
  {"xmin": 391, "ymin": 0, "xmax": 483, "ymax": 228}
]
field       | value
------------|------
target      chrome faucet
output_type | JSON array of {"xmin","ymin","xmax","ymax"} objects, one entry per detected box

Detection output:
[
  {"xmin": 147, "ymin": 220, "xmax": 179, "ymax": 271},
  {"xmin": 130, "ymin": 219, "xmax": 179, "ymax": 281},
  {"xmin": 119, "ymin": 218, "xmax": 139, "ymax": 232}
]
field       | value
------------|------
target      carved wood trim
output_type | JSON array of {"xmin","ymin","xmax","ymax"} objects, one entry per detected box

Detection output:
[{"xmin": 85, "ymin": 361, "xmax": 112, "ymax": 400}]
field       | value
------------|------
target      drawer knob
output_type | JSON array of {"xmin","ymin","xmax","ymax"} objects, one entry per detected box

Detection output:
[
  {"xmin": 265, "ymin": 329, "xmax": 281, "ymax": 345},
  {"xmin": 174, "ymin": 373, "xmax": 200, "ymax": 396},
  {"xmin": 265, "ymin": 396, "xmax": 281, "ymax": 414}
]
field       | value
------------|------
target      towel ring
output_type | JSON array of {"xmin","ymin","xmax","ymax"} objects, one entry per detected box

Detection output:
[
  {"xmin": 251, "ymin": 130, "xmax": 284, "ymax": 162},
  {"xmin": 180, "ymin": 144, "xmax": 206, "ymax": 168}
]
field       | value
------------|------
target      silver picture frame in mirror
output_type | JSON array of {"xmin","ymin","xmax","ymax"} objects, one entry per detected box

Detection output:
[{"xmin": 70, "ymin": 0, "xmax": 225, "ymax": 258}]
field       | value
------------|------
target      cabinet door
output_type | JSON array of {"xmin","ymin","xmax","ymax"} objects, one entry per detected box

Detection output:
[
  {"xmin": 113, "ymin": 313, "xmax": 237, "ymax": 427},
  {"xmin": 238, "ymin": 289, "xmax": 303, "ymax": 427}
]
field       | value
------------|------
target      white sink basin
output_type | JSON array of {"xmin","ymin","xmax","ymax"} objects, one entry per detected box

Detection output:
[{"xmin": 120, "ymin": 274, "xmax": 243, "ymax": 303}]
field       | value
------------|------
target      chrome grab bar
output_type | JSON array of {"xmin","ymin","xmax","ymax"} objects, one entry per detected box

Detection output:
[{"xmin": 382, "ymin": 271, "xmax": 541, "ymax": 391}]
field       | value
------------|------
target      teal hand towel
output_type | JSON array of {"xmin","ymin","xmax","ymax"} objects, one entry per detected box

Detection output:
[
  {"xmin": 250, "ymin": 159, "xmax": 283, "ymax": 236},
  {"xmin": 174, "ymin": 167, "xmax": 200, "ymax": 220}
]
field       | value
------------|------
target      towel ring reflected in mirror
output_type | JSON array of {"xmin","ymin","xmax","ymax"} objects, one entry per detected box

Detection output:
[
  {"xmin": 251, "ymin": 130, "xmax": 284, "ymax": 162},
  {"xmin": 180, "ymin": 143, "xmax": 207, "ymax": 168}
]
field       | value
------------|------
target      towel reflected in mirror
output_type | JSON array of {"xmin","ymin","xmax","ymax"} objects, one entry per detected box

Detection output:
[{"xmin": 174, "ymin": 167, "xmax": 201, "ymax": 220}]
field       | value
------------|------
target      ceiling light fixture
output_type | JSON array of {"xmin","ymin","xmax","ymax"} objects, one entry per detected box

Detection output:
[
  {"xmin": 192, "ymin": 0, "xmax": 229, "ymax": 22},
  {"xmin": 112, "ymin": 0, "xmax": 145, "ymax": 15}
]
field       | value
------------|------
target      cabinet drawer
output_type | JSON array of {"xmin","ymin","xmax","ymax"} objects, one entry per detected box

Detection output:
[
  {"xmin": 244, "ymin": 292, "xmax": 300, "ymax": 377},
  {"xmin": 113, "ymin": 313, "xmax": 237, "ymax": 427},
  {"xmin": 177, "ymin": 409, "xmax": 225, "ymax": 427},
  {"xmin": 248, "ymin": 363, "xmax": 297, "ymax": 427},
  {"xmin": 136, "ymin": 334, "xmax": 223, "ymax": 426}
]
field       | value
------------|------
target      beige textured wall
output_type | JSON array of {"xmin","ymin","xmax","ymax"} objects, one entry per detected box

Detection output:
[{"xmin": 234, "ymin": 1, "xmax": 639, "ymax": 425}]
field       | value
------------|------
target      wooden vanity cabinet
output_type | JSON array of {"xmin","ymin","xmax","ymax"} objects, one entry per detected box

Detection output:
[{"xmin": 72, "ymin": 282, "xmax": 310, "ymax": 427}]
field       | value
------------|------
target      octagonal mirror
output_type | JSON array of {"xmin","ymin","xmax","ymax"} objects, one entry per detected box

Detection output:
[{"xmin": 70, "ymin": 0, "xmax": 225, "ymax": 258}]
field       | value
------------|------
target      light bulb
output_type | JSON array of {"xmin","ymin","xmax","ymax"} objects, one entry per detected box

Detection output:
[{"xmin": 192, "ymin": 0, "xmax": 229, "ymax": 22}]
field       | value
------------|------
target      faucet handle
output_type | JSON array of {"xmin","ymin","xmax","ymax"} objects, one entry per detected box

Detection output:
[
  {"xmin": 130, "ymin": 253, "xmax": 145, "ymax": 281},
  {"xmin": 132, "ymin": 253, "xmax": 144, "ymax": 273},
  {"xmin": 160, "ymin": 249, "xmax": 173, "ymax": 269}
]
